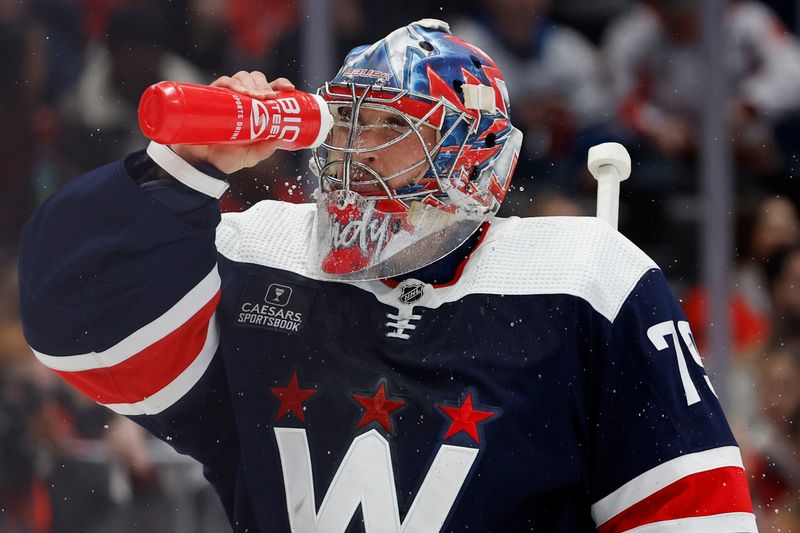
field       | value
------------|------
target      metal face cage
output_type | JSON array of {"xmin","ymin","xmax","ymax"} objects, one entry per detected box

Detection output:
[{"xmin": 311, "ymin": 82, "xmax": 476, "ymax": 207}]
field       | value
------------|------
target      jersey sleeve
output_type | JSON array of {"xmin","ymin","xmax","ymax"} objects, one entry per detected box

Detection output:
[
  {"xmin": 18, "ymin": 148, "xmax": 243, "ymax": 515},
  {"xmin": 583, "ymin": 269, "xmax": 757, "ymax": 532}
]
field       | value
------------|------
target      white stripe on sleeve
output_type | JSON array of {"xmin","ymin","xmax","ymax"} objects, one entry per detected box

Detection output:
[
  {"xmin": 31, "ymin": 265, "xmax": 220, "ymax": 371},
  {"xmin": 591, "ymin": 446, "xmax": 745, "ymax": 526},
  {"xmin": 621, "ymin": 512, "xmax": 757, "ymax": 533}
]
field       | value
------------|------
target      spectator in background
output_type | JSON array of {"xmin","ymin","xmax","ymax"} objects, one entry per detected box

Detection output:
[
  {"xmin": 603, "ymin": 0, "xmax": 800, "ymax": 179},
  {"xmin": 683, "ymin": 197, "xmax": 799, "ymax": 462},
  {"xmin": 0, "ymin": 6, "xmax": 49, "ymax": 250},
  {"xmin": 683, "ymin": 194, "xmax": 800, "ymax": 354},
  {"xmin": 226, "ymin": 0, "xmax": 299, "ymax": 69},
  {"xmin": 152, "ymin": 0, "xmax": 234, "ymax": 78},
  {"xmin": 451, "ymin": 0, "xmax": 612, "ymax": 193},
  {"xmin": 26, "ymin": 0, "xmax": 86, "ymax": 104},
  {"xmin": 159, "ymin": 0, "xmax": 298, "ymax": 77},
  {"xmin": 59, "ymin": 5, "xmax": 206, "ymax": 171},
  {"xmin": 601, "ymin": 0, "xmax": 800, "ymax": 272},
  {"xmin": 549, "ymin": 0, "xmax": 633, "ymax": 44},
  {"xmin": 735, "ymin": 195, "xmax": 800, "ymax": 317},
  {"xmin": 0, "ymin": 372, "xmax": 51, "ymax": 533},
  {"xmin": 766, "ymin": 244, "xmax": 800, "ymax": 342},
  {"xmin": 740, "ymin": 340, "xmax": 800, "ymax": 531},
  {"xmin": 0, "ymin": 256, "xmax": 51, "ymax": 533}
]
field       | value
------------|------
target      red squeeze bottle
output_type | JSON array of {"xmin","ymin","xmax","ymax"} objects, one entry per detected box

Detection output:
[{"xmin": 138, "ymin": 81, "xmax": 334, "ymax": 149}]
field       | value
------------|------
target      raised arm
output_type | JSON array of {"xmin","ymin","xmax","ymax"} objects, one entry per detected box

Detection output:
[{"xmin": 19, "ymin": 71, "xmax": 289, "ymax": 523}]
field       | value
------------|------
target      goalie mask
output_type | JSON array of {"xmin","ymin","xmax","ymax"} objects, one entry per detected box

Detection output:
[{"xmin": 310, "ymin": 19, "xmax": 523, "ymax": 280}]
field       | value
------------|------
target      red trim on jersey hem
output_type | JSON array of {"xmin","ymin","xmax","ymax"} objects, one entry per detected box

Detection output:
[
  {"xmin": 53, "ymin": 291, "xmax": 221, "ymax": 404},
  {"xmin": 381, "ymin": 221, "xmax": 491, "ymax": 289},
  {"xmin": 597, "ymin": 466, "xmax": 753, "ymax": 533}
]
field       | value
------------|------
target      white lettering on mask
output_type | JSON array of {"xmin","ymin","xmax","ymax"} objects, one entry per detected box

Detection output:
[{"xmin": 331, "ymin": 207, "xmax": 392, "ymax": 262}]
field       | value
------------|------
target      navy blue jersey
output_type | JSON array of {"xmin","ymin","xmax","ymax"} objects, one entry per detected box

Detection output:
[{"xmin": 19, "ymin": 152, "xmax": 756, "ymax": 532}]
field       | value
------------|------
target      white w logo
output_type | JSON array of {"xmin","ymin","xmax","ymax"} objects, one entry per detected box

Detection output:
[
  {"xmin": 275, "ymin": 428, "xmax": 478, "ymax": 532},
  {"xmin": 251, "ymin": 99, "xmax": 269, "ymax": 140}
]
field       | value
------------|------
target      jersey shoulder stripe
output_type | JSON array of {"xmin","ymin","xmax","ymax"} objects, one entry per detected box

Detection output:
[
  {"xmin": 103, "ymin": 315, "xmax": 219, "ymax": 416},
  {"xmin": 591, "ymin": 446, "xmax": 755, "ymax": 532},
  {"xmin": 31, "ymin": 266, "xmax": 221, "ymax": 369},
  {"xmin": 31, "ymin": 265, "xmax": 221, "ymax": 415}
]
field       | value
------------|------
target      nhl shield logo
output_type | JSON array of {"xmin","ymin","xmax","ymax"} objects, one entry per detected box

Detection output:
[{"xmin": 399, "ymin": 282, "xmax": 425, "ymax": 305}]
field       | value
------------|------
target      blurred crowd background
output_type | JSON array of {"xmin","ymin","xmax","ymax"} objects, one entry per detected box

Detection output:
[{"xmin": 1, "ymin": 0, "xmax": 800, "ymax": 531}]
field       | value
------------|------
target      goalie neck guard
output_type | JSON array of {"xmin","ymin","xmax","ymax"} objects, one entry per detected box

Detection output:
[{"xmin": 310, "ymin": 19, "xmax": 522, "ymax": 280}]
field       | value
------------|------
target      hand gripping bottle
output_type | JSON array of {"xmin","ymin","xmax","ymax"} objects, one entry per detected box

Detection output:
[{"xmin": 138, "ymin": 81, "xmax": 333, "ymax": 150}]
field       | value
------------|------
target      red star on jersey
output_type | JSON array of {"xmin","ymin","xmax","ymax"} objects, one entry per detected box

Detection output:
[
  {"xmin": 269, "ymin": 371, "xmax": 318, "ymax": 423},
  {"xmin": 439, "ymin": 392, "xmax": 497, "ymax": 444},
  {"xmin": 353, "ymin": 382, "xmax": 407, "ymax": 433}
]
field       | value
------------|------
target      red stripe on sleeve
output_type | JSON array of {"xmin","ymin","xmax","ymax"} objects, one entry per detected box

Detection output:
[
  {"xmin": 53, "ymin": 291, "xmax": 221, "ymax": 405},
  {"xmin": 598, "ymin": 466, "xmax": 753, "ymax": 533}
]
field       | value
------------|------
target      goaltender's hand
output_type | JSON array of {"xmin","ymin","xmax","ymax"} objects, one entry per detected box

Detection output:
[{"xmin": 170, "ymin": 71, "xmax": 296, "ymax": 174}]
